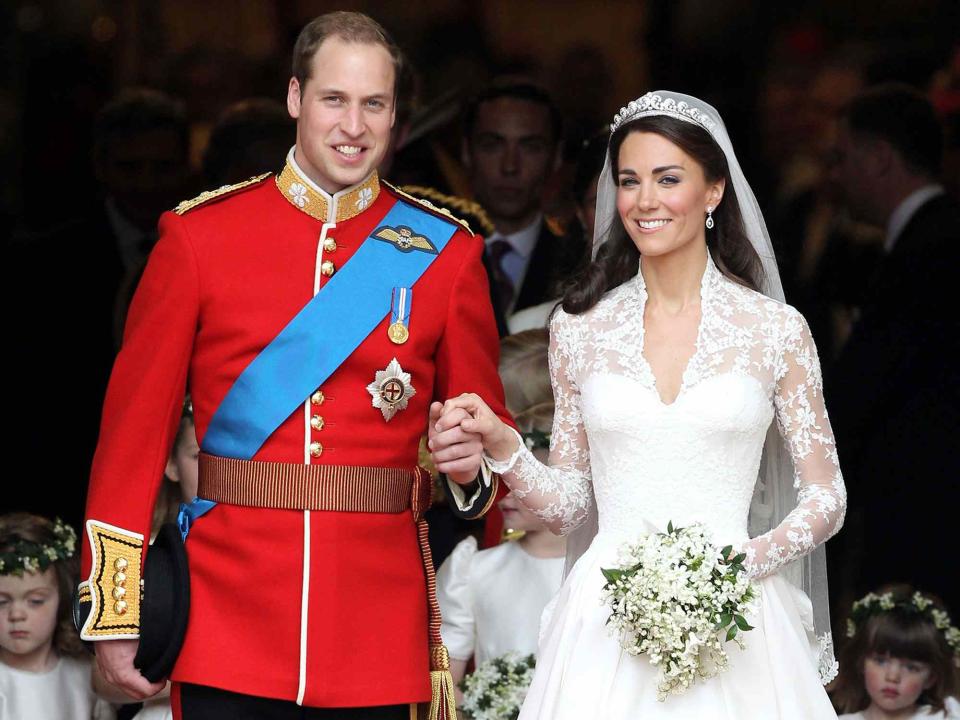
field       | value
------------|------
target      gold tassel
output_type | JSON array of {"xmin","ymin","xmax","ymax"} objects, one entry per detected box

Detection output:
[
  {"xmin": 429, "ymin": 668, "xmax": 457, "ymax": 720},
  {"xmin": 421, "ymin": 644, "xmax": 457, "ymax": 720}
]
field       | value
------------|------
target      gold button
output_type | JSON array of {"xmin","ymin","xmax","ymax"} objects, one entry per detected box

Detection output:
[
  {"xmin": 309, "ymin": 441, "xmax": 323, "ymax": 458},
  {"xmin": 310, "ymin": 415, "xmax": 324, "ymax": 431},
  {"xmin": 114, "ymin": 600, "xmax": 128, "ymax": 616},
  {"xmin": 114, "ymin": 557, "xmax": 128, "ymax": 571},
  {"xmin": 323, "ymin": 237, "xmax": 337, "ymax": 253},
  {"xmin": 113, "ymin": 572, "xmax": 127, "ymax": 587},
  {"xmin": 112, "ymin": 586, "xmax": 126, "ymax": 600},
  {"xmin": 321, "ymin": 260, "xmax": 336, "ymax": 277},
  {"xmin": 310, "ymin": 390, "xmax": 325, "ymax": 406}
]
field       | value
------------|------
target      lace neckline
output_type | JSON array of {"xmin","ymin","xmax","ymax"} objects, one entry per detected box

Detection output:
[
  {"xmin": 632, "ymin": 254, "xmax": 721, "ymax": 406},
  {"xmin": 633, "ymin": 252, "xmax": 721, "ymax": 300}
]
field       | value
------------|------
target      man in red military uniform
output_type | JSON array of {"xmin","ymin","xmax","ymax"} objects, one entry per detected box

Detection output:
[{"xmin": 78, "ymin": 12, "xmax": 508, "ymax": 718}]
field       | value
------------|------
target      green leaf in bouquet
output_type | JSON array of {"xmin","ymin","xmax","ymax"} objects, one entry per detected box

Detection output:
[
  {"xmin": 721, "ymin": 545, "xmax": 733, "ymax": 560},
  {"xmin": 726, "ymin": 625, "xmax": 739, "ymax": 642},
  {"xmin": 732, "ymin": 553, "xmax": 746, "ymax": 565},
  {"xmin": 734, "ymin": 614, "xmax": 753, "ymax": 631},
  {"xmin": 667, "ymin": 520, "xmax": 674, "ymax": 534},
  {"xmin": 601, "ymin": 567, "xmax": 624, "ymax": 584},
  {"xmin": 718, "ymin": 612, "xmax": 733, "ymax": 629}
]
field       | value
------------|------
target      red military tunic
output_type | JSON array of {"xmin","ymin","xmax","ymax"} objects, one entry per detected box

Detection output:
[{"xmin": 79, "ymin": 153, "xmax": 509, "ymax": 707}]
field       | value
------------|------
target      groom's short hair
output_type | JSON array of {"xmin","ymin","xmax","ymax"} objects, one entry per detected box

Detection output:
[
  {"xmin": 292, "ymin": 11, "xmax": 404, "ymax": 98},
  {"xmin": 843, "ymin": 83, "xmax": 943, "ymax": 178}
]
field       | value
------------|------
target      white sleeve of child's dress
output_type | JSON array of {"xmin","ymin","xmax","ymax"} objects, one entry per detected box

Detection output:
[{"xmin": 436, "ymin": 536, "xmax": 479, "ymax": 661}]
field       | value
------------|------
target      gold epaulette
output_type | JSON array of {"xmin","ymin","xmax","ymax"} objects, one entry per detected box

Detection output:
[
  {"xmin": 399, "ymin": 184, "xmax": 497, "ymax": 237},
  {"xmin": 545, "ymin": 214, "xmax": 567, "ymax": 238},
  {"xmin": 173, "ymin": 172, "xmax": 272, "ymax": 215},
  {"xmin": 384, "ymin": 181, "xmax": 475, "ymax": 237}
]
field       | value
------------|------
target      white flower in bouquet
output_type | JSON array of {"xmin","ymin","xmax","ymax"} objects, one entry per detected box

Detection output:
[
  {"xmin": 461, "ymin": 652, "xmax": 536, "ymax": 720},
  {"xmin": 600, "ymin": 521, "xmax": 758, "ymax": 701}
]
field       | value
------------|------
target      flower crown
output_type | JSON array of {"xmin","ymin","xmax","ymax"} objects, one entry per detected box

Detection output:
[
  {"xmin": 0, "ymin": 518, "xmax": 77, "ymax": 577},
  {"xmin": 847, "ymin": 590, "xmax": 960, "ymax": 667},
  {"xmin": 611, "ymin": 92, "xmax": 718, "ymax": 134}
]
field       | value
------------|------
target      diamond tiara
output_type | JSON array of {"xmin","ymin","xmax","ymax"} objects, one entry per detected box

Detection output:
[{"xmin": 611, "ymin": 93, "xmax": 717, "ymax": 134}]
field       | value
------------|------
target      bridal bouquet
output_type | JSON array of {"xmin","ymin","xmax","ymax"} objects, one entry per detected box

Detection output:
[
  {"xmin": 601, "ymin": 522, "xmax": 758, "ymax": 701},
  {"xmin": 461, "ymin": 652, "xmax": 536, "ymax": 720}
]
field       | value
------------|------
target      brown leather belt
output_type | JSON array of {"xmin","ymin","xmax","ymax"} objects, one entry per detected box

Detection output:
[
  {"xmin": 197, "ymin": 453, "xmax": 416, "ymax": 513},
  {"xmin": 197, "ymin": 451, "xmax": 456, "ymax": 718}
]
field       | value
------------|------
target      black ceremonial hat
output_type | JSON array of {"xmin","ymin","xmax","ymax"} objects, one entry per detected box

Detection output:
[{"xmin": 132, "ymin": 521, "xmax": 191, "ymax": 682}]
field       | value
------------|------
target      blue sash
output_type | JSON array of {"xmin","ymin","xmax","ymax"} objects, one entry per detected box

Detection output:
[{"xmin": 201, "ymin": 199, "xmax": 457, "ymax": 460}]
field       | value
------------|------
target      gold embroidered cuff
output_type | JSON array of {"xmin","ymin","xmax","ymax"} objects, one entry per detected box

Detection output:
[{"xmin": 80, "ymin": 520, "xmax": 143, "ymax": 640}]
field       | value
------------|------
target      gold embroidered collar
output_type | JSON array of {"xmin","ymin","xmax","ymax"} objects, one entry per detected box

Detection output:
[{"xmin": 276, "ymin": 149, "xmax": 380, "ymax": 223}]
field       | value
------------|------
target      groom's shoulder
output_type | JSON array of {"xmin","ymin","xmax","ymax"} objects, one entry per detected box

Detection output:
[{"xmin": 381, "ymin": 181, "xmax": 479, "ymax": 239}]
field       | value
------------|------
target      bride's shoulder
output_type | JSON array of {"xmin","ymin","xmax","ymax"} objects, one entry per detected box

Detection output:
[
  {"xmin": 720, "ymin": 278, "xmax": 807, "ymax": 332},
  {"xmin": 550, "ymin": 279, "xmax": 635, "ymax": 329}
]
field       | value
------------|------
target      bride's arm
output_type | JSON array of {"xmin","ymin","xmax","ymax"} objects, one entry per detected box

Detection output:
[
  {"xmin": 432, "ymin": 313, "xmax": 593, "ymax": 535},
  {"xmin": 486, "ymin": 319, "xmax": 593, "ymax": 535},
  {"xmin": 741, "ymin": 311, "xmax": 847, "ymax": 578}
]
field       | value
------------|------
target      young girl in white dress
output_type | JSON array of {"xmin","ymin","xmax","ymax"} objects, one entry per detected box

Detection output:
[
  {"xmin": 429, "ymin": 91, "xmax": 846, "ymax": 719},
  {"xmin": 0, "ymin": 513, "xmax": 115, "ymax": 720},
  {"xmin": 832, "ymin": 585, "xmax": 960, "ymax": 720},
  {"xmin": 436, "ymin": 330, "xmax": 566, "ymax": 705}
]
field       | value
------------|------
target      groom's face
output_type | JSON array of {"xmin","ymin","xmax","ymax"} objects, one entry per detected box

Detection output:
[{"xmin": 287, "ymin": 36, "xmax": 396, "ymax": 194}]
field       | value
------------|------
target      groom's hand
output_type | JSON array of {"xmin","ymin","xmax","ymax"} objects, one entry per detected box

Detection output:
[{"xmin": 428, "ymin": 401, "xmax": 483, "ymax": 483}]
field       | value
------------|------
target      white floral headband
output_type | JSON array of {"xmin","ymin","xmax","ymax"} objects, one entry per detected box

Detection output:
[
  {"xmin": 847, "ymin": 590, "xmax": 960, "ymax": 667},
  {"xmin": 0, "ymin": 519, "xmax": 77, "ymax": 577}
]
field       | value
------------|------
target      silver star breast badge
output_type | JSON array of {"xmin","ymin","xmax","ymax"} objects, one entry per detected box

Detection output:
[{"xmin": 367, "ymin": 358, "xmax": 416, "ymax": 421}]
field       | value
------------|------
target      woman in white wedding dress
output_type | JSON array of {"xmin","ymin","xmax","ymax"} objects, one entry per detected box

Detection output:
[{"xmin": 430, "ymin": 91, "xmax": 847, "ymax": 719}]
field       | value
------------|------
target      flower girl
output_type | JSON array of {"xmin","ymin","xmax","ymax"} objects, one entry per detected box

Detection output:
[
  {"xmin": 0, "ymin": 513, "xmax": 115, "ymax": 719},
  {"xmin": 832, "ymin": 585, "xmax": 959, "ymax": 719}
]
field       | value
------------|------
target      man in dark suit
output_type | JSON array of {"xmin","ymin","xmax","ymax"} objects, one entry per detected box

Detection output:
[
  {"xmin": 461, "ymin": 82, "xmax": 582, "ymax": 332},
  {"xmin": 827, "ymin": 84, "xmax": 959, "ymax": 608}
]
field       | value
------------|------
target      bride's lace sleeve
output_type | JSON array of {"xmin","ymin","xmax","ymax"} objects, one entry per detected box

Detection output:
[
  {"xmin": 742, "ymin": 310, "xmax": 847, "ymax": 579},
  {"xmin": 483, "ymin": 311, "xmax": 593, "ymax": 534}
]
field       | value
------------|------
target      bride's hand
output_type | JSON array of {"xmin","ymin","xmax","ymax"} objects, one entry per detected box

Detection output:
[{"xmin": 435, "ymin": 393, "xmax": 519, "ymax": 462}]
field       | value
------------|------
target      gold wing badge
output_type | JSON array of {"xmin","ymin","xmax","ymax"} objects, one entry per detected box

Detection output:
[{"xmin": 373, "ymin": 225, "xmax": 438, "ymax": 254}]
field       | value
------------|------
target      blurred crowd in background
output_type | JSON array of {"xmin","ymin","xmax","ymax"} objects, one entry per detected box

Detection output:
[{"xmin": 2, "ymin": 4, "xmax": 958, "ymax": 714}]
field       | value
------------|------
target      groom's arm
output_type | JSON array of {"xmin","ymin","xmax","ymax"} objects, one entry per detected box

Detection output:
[{"xmin": 433, "ymin": 232, "xmax": 514, "ymax": 518}]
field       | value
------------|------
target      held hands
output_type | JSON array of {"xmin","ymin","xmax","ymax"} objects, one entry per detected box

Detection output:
[
  {"xmin": 427, "ymin": 393, "xmax": 519, "ymax": 484},
  {"xmin": 95, "ymin": 638, "xmax": 166, "ymax": 700}
]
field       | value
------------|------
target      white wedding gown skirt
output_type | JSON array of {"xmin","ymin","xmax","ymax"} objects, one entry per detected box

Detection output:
[{"xmin": 519, "ymin": 530, "xmax": 836, "ymax": 719}]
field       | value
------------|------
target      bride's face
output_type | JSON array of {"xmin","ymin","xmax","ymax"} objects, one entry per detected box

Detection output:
[{"xmin": 615, "ymin": 131, "xmax": 723, "ymax": 258}]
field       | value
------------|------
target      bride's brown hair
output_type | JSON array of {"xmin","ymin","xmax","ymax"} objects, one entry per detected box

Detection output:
[{"xmin": 561, "ymin": 115, "xmax": 764, "ymax": 315}]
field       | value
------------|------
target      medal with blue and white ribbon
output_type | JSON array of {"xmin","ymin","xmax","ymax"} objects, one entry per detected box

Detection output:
[{"xmin": 388, "ymin": 286, "xmax": 411, "ymax": 344}]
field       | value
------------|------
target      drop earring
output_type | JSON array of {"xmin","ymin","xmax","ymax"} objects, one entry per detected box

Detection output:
[{"xmin": 705, "ymin": 207, "xmax": 714, "ymax": 229}]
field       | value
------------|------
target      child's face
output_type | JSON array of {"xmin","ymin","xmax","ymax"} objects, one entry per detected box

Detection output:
[
  {"xmin": 499, "ymin": 491, "xmax": 550, "ymax": 534},
  {"xmin": 166, "ymin": 419, "xmax": 200, "ymax": 502},
  {"xmin": 0, "ymin": 568, "xmax": 59, "ymax": 660},
  {"xmin": 863, "ymin": 652, "xmax": 935, "ymax": 714}
]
